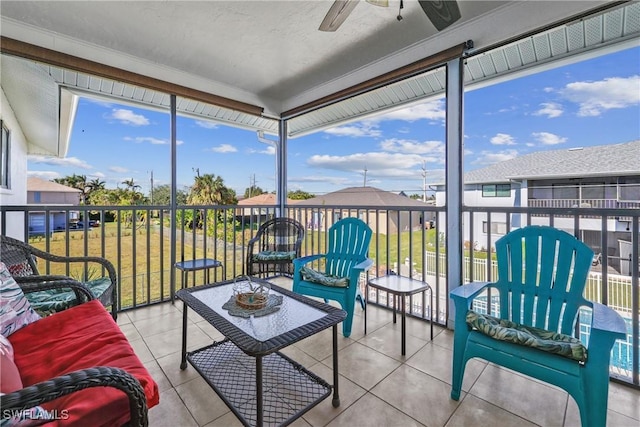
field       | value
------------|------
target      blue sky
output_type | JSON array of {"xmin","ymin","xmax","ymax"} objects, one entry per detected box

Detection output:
[{"xmin": 28, "ymin": 46, "xmax": 640, "ymax": 197}]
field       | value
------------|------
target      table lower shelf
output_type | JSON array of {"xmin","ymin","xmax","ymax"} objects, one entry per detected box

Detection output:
[{"xmin": 187, "ymin": 339, "xmax": 331, "ymax": 426}]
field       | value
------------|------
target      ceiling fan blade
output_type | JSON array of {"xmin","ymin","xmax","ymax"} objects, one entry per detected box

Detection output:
[
  {"xmin": 366, "ymin": 0, "xmax": 389, "ymax": 7},
  {"xmin": 319, "ymin": 0, "xmax": 359, "ymax": 32},
  {"xmin": 418, "ymin": 0, "xmax": 461, "ymax": 31}
]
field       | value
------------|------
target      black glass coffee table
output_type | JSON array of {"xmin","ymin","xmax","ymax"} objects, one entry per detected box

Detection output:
[{"xmin": 176, "ymin": 278, "xmax": 346, "ymax": 426}]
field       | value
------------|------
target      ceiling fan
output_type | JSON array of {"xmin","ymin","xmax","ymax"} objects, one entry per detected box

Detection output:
[{"xmin": 319, "ymin": 0, "xmax": 461, "ymax": 32}]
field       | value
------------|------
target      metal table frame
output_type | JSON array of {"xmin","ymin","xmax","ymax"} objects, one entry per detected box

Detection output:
[
  {"xmin": 366, "ymin": 275, "xmax": 433, "ymax": 355},
  {"xmin": 177, "ymin": 278, "xmax": 346, "ymax": 426}
]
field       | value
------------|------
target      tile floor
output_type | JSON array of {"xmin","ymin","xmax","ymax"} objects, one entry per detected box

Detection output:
[{"xmin": 118, "ymin": 278, "xmax": 640, "ymax": 427}]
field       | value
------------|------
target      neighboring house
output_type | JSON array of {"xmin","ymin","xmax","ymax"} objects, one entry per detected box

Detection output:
[
  {"xmin": 26, "ymin": 177, "xmax": 81, "ymax": 236},
  {"xmin": 292, "ymin": 186, "xmax": 432, "ymax": 235},
  {"xmin": 434, "ymin": 140, "xmax": 640, "ymax": 273},
  {"xmin": 27, "ymin": 177, "xmax": 81, "ymax": 205},
  {"xmin": 236, "ymin": 193, "xmax": 294, "ymax": 224}
]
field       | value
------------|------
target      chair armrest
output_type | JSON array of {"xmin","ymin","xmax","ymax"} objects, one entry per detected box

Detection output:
[
  {"xmin": 15, "ymin": 276, "xmax": 96, "ymax": 302},
  {"xmin": 26, "ymin": 245, "xmax": 117, "ymax": 285},
  {"xmin": 450, "ymin": 281, "xmax": 492, "ymax": 302},
  {"xmin": 293, "ymin": 254, "xmax": 325, "ymax": 267},
  {"xmin": 591, "ymin": 302, "xmax": 627, "ymax": 338},
  {"xmin": 0, "ymin": 366, "xmax": 148, "ymax": 427},
  {"xmin": 354, "ymin": 258, "xmax": 373, "ymax": 272}
]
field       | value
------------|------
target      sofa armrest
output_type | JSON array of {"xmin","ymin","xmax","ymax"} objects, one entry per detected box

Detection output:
[
  {"xmin": 14, "ymin": 276, "xmax": 96, "ymax": 303},
  {"xmin": 0, "ymin": 366, "xmax": 148, "ymax": 427}
]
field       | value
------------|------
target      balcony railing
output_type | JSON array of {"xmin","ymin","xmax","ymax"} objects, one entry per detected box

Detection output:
[{"xmin": 1, "ymin": 203, "xmax": 638, "ymax": 386}]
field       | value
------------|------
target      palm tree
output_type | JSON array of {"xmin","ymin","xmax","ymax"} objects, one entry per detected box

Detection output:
[
  {"xmin": 187, "ymin": 173, "xmax": 236, "ymax": 205},
  {"xmin": 86, "ymin": 178, "xmax": 106, "ymax": 204},
  {"xmin": 122, "ymin": 178, "xmax": 141, "ymax": 192}
]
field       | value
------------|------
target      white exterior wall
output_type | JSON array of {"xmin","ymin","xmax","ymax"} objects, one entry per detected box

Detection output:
[{"xmin": 0, "ymin": 87, "xmax": 27, "ymax": 239}]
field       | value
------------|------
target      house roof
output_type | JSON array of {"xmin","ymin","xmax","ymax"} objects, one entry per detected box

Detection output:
[
  {"xmin": 238, "ymin": 193, "xmax": 294, "ymax": 205},
  {"xmin": 295, "ymin": 186, "xmax": 429, "ymax": 207},
  {"xmin": 27, "ymin": 177, "xmax": 81, "ymax": 193},
  {"xmin": 463, "ymin": 140, "xmax": 640, "ymax": 184}
]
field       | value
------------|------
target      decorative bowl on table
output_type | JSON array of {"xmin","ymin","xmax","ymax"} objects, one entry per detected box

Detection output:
[{"xmin": 233, "ymin": 276, "xmax": 270, "ymax": 310}]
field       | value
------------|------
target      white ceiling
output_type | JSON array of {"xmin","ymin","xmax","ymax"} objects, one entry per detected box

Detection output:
[
  {"xmin": 1, "ymin": 1, "xmax": 637, "ymax": 155},
  {"xmin": 0, "ymin": 1, "xmax": 618, "ymax": 115}
]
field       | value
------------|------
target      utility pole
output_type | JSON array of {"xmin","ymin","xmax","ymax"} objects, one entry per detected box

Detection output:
[
  {"xmin": 149, "ymin": 170, "xmax": 154, "ymax": 204},
  {"xmin": 363, "ymin": 165, "xmax": 368, "ymax": 187},
  {"xmin": 421, "ymin": 161, "xmax": 427, "ymax": 202}
]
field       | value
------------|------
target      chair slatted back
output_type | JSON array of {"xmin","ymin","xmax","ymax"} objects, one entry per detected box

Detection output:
[
  {"xmin": 256, "ymin": 218, "xmax": 303, "ymax": 253},
  {"xmin": 324, "ymin": 218, "xmax": 372, "ymax": 278},
  {"xmin": 494, "ymin": 225, "xmax": 593, "ymax": 334}
]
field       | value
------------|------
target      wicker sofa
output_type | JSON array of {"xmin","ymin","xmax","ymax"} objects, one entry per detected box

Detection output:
[
  {"xmin": 1, "ymin": 264, "xmax": 159, "ymax": 426},
  {"xmin": 0, "ymin": 235, "xmax": 117, "ymax": 319}
]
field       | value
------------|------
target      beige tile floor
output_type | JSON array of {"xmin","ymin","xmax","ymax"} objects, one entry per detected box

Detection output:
[{"xmin": 118, "ymin": 278, "xmax": 640, "ymax": 427}]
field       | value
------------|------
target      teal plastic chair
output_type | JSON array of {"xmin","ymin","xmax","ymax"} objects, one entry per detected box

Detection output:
[
  {"xmin": 292, "ymin": 217, "xmax": 373, "ymax": 337},
  {"xmin": 450, "ymin": 225, "xmax": 626, "ymax": 427}
]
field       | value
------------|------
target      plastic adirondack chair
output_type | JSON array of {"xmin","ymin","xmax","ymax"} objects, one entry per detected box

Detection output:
[
  {"xmin": 292, "ymin": 217, "xmax": 373, "ymax": 337},
  {"xmin": 450, "ymin": 225, "xmax": 627, "ymax": 427},
  {"xmin": 246, "ymin": 217, "xmax": 304, "ymax": 278}
]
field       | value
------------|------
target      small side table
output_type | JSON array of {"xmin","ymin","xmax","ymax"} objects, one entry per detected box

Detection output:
[
  {"xmin": 173, "ymin": 258, "xmax": 224, "ymax": 300},
  {"xmin": 366, "ymin": 275, "xmax": 433, "ymax": 355}
]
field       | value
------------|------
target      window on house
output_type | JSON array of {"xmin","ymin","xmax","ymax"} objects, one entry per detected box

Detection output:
[
  {"xmin": 482, "ymin": 184, "xmax": 510, "ymax": 197},
  {"xmin": 619, "ymin": 177, "xmax": 640, "ymax": 201},
  {"xmin": 34, "ymin": 192, "xmax": 41, "ymax": 203},
  {"xmin": 482, "ymin": 221, "xmax": 508, "ymax": 235},
  {"xmin": 1, "ymin": 121, "xmax": 9, "ymax": 189}
]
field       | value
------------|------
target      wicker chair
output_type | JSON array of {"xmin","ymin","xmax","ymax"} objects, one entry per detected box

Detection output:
[
  {"xmin": 0, "ymin": 235, "xmax": 117, "ymax": 319},
  {"xmin": 246, "ymin": 217, "xmax": 304, "ymax": 278},
  {"xmin": 0, "ymin": 280, "xmax": 149, "ymax": 426}
]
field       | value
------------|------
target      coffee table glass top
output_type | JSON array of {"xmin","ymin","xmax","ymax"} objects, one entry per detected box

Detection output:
[{"xmin": 189, "ymin": 281, "xmax": 326, "ymax": 341}]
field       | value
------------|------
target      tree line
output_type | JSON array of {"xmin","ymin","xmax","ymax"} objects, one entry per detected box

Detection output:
[{"xmin": 53, "ymin": 173, "xmax": 315, "ymax": 207}]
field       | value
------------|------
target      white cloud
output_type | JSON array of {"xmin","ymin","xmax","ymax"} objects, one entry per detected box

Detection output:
[
  {"xmin": 28, "ymin": 155, "xmax": 92, "ymax": 169},
  {"xmin": 323, "ymin": 100, "xmax": 446, "ymax": 139},
  {"xmin": 561, "ymin": 75, "xmax": 640, "ymax": 117},
  {"xmin": 196, "ymin": 120, "xmax": 219, "ymax": 129},
  {"xmin": 27, "ymin": 171, "xmax": 60, "ymax": 180},
  {"xmin": 379, "ymin": 138, "xmax": 444, "ymax": 156},
  {"xmin": 472, "ymin": 150, "xmax": 519, "ymax": 166},
  {"xmin": 376, "ymin": 101, "xmax": 446, "ymax": 122},
  {"xmin": 124, "ymin": 136, "xmax": 183, "ymax": 145},
  {"xmin": 106, "ymin": 108, "xmax": 149, "ymax": 126},
  {"xmin": 109, "ymin": 166, "xmax": 129, "ymax": 173},
  {"xmin": 209, "ymin": 144, "xmax": 237, "ymax": 153},
  {"xmin": 490, "ymin": 133, "xmax": 516, "ymax": 145},
  {"xmin": 307, "ymin": 152, "xmax": 427, "ymax": 178},
  {"xmin": 91, "ymin": 172, "xmax": 106, "ymax": 179},
  {"xmin": 324, "ymin": 124, "xmax": 382, "ymax": 138},
  {"xmin": 533, "ymin": 102, "xmax": 563, "ymax": 118},
  {"xmin": 247, "ymin": 145, "xmax": 275, "ymax": 155},
  {"xmin": 532, "ymin": 132, "xmax": 567, "ymax": 145}
]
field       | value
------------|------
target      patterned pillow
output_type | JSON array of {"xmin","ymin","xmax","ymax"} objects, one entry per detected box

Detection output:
[
  {"xmin": 300, "ymin": 266, "xmax": 349, "ymax": 288},
  {"xmin": 466, "ymin": 310, "xmax": 587, "ymax": 362},
  {"xmin": 253, "ymin": 251, "xmax": 296, "ymax": 261},
  {"xmin": 0, "ymin": 262, "xmax": 41, "ymax": 337}
]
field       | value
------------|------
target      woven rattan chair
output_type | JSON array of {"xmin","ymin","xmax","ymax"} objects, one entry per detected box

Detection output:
[
  {"xmin": 246, "ymin": 217, "xmax": 304, "ymax": 278},
  {"xmin": 0, "ymin": 235, "xmax": 117, "ymax": 319}
]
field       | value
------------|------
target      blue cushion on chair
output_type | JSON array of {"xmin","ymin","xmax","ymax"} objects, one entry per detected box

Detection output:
[
  {"xmin": 466, "ymin": 310, "xmax": 587, "ymax": 362},
  {"xmin": 300, "ymin": 266, "xmax": 349, "ymax": 288},
  {"xmin": 253, "ymin": 250, "xmax": 297, "ymax": 261}
]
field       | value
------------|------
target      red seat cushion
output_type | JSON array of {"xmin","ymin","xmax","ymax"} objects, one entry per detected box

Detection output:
[{"xmin": 8, "ymin": 300, "xmax": 159, "ymax": 426}]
